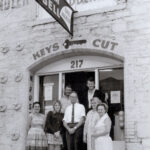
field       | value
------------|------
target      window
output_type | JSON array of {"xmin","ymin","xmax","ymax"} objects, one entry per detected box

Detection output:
[{"xmin": 99, "ymin": 68, "xmax": 124, "ymax": 141}]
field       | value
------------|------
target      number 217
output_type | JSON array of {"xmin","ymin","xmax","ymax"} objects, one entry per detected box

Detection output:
[{"xmin": 71, "ymin": 60, "xmax": 83, "ymax": 68}]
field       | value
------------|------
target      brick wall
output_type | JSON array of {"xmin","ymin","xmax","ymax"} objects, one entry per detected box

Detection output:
[{"xmin": 1, "ymin": 0, "xmax": 150, "ymax": 150}]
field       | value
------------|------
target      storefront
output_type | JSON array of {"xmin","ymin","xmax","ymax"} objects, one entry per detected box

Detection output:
[
  {"xmin": 1, "ymin": 0, "xmax": 150, "ymax": 150},
  {"xmin": 27, "ymin": 35, "xmax": 125, "ymax": 149}
]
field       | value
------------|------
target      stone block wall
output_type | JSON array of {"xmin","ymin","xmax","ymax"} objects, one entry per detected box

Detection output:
[{"xmin": 1, "ymin": 0, "xmax": 150, "ymax": 150}]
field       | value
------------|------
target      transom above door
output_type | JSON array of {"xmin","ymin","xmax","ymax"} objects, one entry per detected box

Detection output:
[{"xmin": 36, "ymin": 55, "xmax": 123, "ymax": 75}]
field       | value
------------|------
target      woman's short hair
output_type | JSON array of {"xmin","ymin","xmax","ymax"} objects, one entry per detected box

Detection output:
[
  {"xmin": 91, "ymin": 97, "xmax": 102, "ymax": 104},
  {"xmin": 53, "ymin": 100, "xmax": 62, "ymax": 112},
  {"xmin": 96, "ymin": 103, "xmax": 109, "ymax": 112},
  {"xmin": 32, "ymin": 101, "xmax": 41, "ymax": 108}
]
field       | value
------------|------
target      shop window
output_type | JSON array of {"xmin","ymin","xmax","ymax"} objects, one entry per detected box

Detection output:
[
  {"xmin": 99, "ymin": 68, "xmax": 124, "ymax": 141},
  {"xmin": 36, "ymin": 0, "xmax": 127, "ymax": 19}
]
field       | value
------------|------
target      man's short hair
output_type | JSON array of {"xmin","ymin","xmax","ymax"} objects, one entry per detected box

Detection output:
[
  {"xmin": 70, "ymin": 91, "xmax": 77, "ymax": 96},
  {"xmin": 87, "ymin": 77, "xmax": 95, "ymax": 82},
  {"xmin": 65, "ymin": 84, "xmax": 72, "ymax": 89}
]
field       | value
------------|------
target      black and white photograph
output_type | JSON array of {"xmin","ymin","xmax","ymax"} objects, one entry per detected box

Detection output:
[{"xmin": 0, "ymin": 0, "xmax": 150, "ymax": 150}]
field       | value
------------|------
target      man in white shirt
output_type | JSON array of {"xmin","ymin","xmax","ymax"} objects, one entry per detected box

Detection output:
[
  {"xmin": 63, "ymin": 91, "xmax": 86, "ymax": 150},
  {"xmin": 60, "ymin": 84, "xmax": 72, "ymax": 150}
]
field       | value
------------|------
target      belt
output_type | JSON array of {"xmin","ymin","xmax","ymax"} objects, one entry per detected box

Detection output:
[{"xmin": 67, "ymin": 123, "xmax": 78, "ymax": 128}]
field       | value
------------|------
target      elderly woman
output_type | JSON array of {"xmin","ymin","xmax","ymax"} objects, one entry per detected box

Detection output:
[
  {"xmin": 92, "ymin": 103, "xmax": 113, "ymax": 150},
  {"xmin": 83, "ymin": 97, "xmax": 102, "ymax": 150},
  {"xmin": 44, "ymin": 100, "xmax": 64, "ymax": 150}
]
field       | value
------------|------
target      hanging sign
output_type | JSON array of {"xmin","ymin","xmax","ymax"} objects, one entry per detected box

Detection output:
[{"xmin": 35, "ymin": 0, "xmax": 75, "ymax": 35}]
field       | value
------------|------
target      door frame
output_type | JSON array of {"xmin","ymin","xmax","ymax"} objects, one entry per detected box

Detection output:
[{"xmin": 33, "ymin": 64, "xmax": 123, "ymax": 102}]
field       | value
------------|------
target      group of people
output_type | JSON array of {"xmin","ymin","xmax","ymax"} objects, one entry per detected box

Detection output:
[{"xmin": 26, "ymin": 77, "xmax": 113, "ymax": 150}]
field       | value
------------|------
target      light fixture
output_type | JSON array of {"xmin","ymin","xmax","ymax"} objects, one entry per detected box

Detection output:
[{"xmin": 99, "ymin": 69, "xmax": 113, "ymax": 72}]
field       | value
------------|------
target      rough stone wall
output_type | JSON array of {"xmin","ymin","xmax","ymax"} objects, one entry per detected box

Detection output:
[
  {"xmin": 0, "ymin": 0, "xmax": 150, "ymax": 150},
  {"xmin": 0, "ymin": 1, "xmax": 35, "ymax": 150}
]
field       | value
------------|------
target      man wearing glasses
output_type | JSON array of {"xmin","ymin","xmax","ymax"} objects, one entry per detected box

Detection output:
[{"xmin": 63, "ymin": 91, "xmax": 86, "ymax": 150}]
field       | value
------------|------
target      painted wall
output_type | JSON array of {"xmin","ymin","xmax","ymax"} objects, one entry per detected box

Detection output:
[{"xmin": 0, "ymin": 0, "xmax": 150, "ymax": 150}]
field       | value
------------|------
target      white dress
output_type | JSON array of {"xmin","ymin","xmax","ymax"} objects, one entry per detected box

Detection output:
[
  {"xmin": 83, "ymin": 110, "xmax": 99, "ymax": 150},
  {"xmin": 94, "ymin": 113, "xmax": 113, "ymax": 150}
]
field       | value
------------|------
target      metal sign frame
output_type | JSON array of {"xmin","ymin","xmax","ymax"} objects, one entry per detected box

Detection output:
[{"xmin": 35, "ymin": 0, "xmax": 76, "ymax": 36}]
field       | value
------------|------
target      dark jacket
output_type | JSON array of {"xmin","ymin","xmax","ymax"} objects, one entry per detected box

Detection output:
[
  {"xmin": 80, "ymin": 89, "xmax": 105, "ymax": 113},
  {"xmin": 44, "ymin": 111, "xmax": 64, "ymax": 134}
]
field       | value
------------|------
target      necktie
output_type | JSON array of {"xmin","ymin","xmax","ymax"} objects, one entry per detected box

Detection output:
[{"xmin": 71, "ymin": 104, "xmax": 75, "ymax": 123}]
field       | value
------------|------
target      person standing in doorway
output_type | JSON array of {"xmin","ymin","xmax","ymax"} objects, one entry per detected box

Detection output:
[
  {"xmin": 82, "ymin": 77, "xmax": 105, "ymax": 112},
  {"xmin": 60, "ymin": 84, "xmax": 72, "ymax": 150},
  {"xmin": 60, "ymin": 84, "xmax": 72, "ymax": 113},
  {"xmin": 63, "ymin": 91, "xmax": 86, "ymax": 150}
]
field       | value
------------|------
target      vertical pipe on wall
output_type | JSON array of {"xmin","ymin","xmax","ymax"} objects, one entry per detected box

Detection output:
[
  {"xmin": 59, "ymin": 72, "xmax": 62, "ymax": 100},
  {"xmin": 33, "ymin": 75, "xmax": 39, "ymax": 102},
  {"xmin": 95, "ymin": 69, "xmax": 99, "ymax": 89}
]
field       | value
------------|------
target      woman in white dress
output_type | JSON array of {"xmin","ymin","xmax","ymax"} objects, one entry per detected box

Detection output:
[
  {"xmin": 83, "ymin": 97, "xmax": 102, "ymax": 150},
  {"xmin": 92, "ymin": 103, "xmax": 113, "ymax": 150}
]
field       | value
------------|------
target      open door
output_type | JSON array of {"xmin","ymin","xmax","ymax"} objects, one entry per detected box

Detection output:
[{"xmin": 64, "ymin": 71, "xmax": 95, "ymax": 104}]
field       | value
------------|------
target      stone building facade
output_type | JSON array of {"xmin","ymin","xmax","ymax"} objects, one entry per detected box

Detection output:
[{"xmin": 0, "ymin": 0, "xmax": 150, "ymax": 150}]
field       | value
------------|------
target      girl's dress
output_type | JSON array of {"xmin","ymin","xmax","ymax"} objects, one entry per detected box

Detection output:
[
  {"xmin": 26, "ymin": 114, "xmax": 48, "ymax": 150},
  {"xmin": 94, "ymin": 113, "xmax": 113, "ymax": 150},
  {"xmin": 44, "ymin": 111, "xmax": 64, "ymax": 145}
]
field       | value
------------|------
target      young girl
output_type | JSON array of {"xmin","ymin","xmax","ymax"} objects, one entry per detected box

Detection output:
[{"xmin": 45, "ymin": 100, "xmax": 64, "ymax": 150}]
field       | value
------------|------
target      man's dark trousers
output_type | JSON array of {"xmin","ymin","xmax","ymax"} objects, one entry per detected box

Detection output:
[
  {"xmin": 62, "ymin": 128, "xmax": 68, "ymax": 150},
  {"xmin": 66, "ymin": 126, "xmax": 83, "ymax": 150}
]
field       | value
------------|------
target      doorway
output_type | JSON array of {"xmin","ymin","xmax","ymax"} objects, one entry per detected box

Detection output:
[
  {"xmin": 64, "ymin": 68, "xmax": 124, "ymax": 141},
  {"xmin": 65, "ymin": 71, "xmax": 94, "ymax": 105},
  {"xmin": 63, "ymin": 68, "xmax": 125, "ymax": 150}
]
